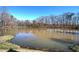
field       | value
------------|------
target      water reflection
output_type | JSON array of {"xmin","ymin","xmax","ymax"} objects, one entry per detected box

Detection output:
[
  {"xmin": 11, "ymin": 29, "xmax": 79, "ymax": 42},
  {"xmin": 10, "ymin": 29, "xmax": 79, "ymax": 51},
  {"xmin": 0, "ymin": 28, "xmax": 79, "ymax": 51}
]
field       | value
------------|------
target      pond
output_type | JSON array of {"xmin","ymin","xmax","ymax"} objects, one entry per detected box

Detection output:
[{"xmin": 10, "ymin": 29, "xmax": 79, "ymax": 51}]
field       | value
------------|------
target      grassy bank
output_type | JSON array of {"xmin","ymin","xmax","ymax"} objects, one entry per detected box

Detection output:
[
  {"xmin": 0, "ymin": 35, "xmax": 20, "ymax": 51},
  {"xmin": 0, "ymin": 42, "xmax": 20, "ymax": 50},
  {"xmin": 0, "ymin": 35, "xmax": 14, "ymax": 41}
]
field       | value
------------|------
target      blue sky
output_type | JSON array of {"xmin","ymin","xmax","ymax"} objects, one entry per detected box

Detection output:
[{"xmin": 0, "ymin": 6, "xmax": 79, "ymax": 21}]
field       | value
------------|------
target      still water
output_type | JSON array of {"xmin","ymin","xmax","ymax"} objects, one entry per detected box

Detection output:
[{"xmin": 10, "ymin": 29, "xmax": 79, "ymax": 51}]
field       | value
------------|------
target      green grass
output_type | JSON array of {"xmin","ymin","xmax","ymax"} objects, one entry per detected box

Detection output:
[
  {"xmin": 0, "ymin": 35, "xmax": 20, "ymax": 51},
  {"xmin": 0, "ymin": 42, "xmax": 20, "ymax": 50},
  {"xmin": 0, "ymin": 35, "xmax": 14, "ymax": 41}
]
